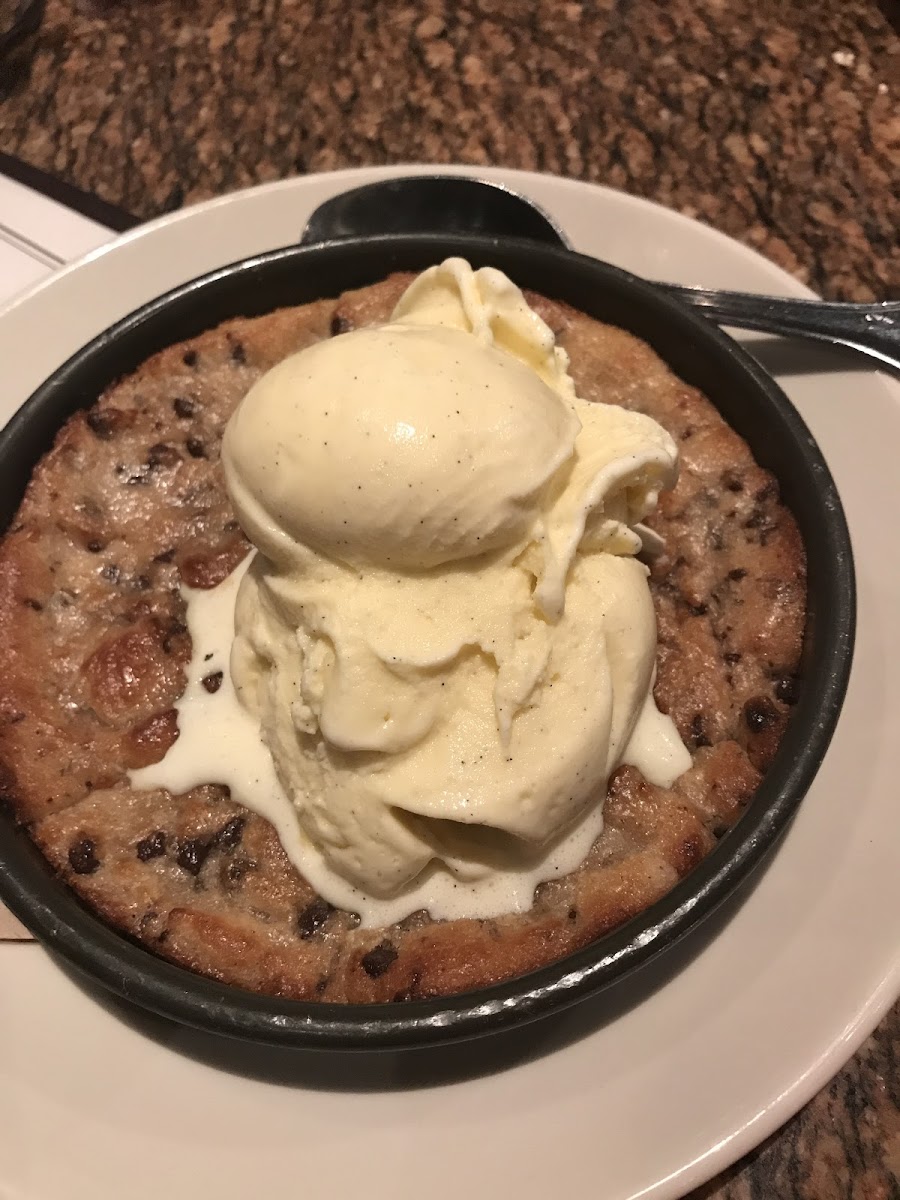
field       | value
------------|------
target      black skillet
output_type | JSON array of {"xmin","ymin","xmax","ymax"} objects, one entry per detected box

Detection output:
[{"xmin": 0, "ymin": 177, "xmax": 855, "ymax": 1049}]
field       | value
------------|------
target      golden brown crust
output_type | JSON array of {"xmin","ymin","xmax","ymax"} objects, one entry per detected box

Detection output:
[{"xmin": 0, "ymin": 274, "xmax": 806, "ymax": 1002}]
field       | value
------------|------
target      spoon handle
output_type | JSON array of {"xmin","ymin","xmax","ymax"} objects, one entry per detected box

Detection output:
[{"xmin": 658, "ymin": 285, "xmax": 900, "ymax": 376}]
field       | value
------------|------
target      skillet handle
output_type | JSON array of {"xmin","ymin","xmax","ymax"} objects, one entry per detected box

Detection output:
[{"xmin": 300, "ymin": 176, "xmax": 570, "ymax": 249}]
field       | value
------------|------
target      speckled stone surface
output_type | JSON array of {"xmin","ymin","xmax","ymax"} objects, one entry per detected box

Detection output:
[
  {"xmin": 1, "ymin": 0, "xmax": 899, "ymax": 1195},
  {"xmin": 1, "ymin": 0, "xmax": 898, "ymax": 299}
]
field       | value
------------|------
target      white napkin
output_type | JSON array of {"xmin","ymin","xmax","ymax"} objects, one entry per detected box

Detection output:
[{"xmin": 0, "ymin": 907, "xmax": 32, "ymax": 940}]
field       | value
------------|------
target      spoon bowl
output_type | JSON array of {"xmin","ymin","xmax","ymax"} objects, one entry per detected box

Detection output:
[{"xmin": 301, "ymin": 176, "xmax": 899, "ymax": 375}]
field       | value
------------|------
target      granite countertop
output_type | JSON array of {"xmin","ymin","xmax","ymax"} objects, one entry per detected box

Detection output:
[{"xmin": 1, "ymin": 0, "xmax": 899, "ymax": 1195}]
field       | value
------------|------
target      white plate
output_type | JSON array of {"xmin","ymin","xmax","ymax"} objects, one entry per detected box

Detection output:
[{"xmin": 1, "ymin": 166, "xmax": 897, "ymax": 1200}]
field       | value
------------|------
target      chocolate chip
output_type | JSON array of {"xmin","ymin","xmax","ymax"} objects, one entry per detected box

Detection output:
[
  {"xmin": 689, "ymin": 602, "xmax": 708, "ymax": 617},
  {"xmin": 186, "ymin": 437, "xmax": 206, "ymax": 459},
  {"xmin": 86, "ymin": 539, "xmax": 104, "ymax": 554},
  {"xmin": 146, "ymin": 442, "xmax": 181, "ymax": 470},
  {"xmin": 361, "ymin": 941, "xmax": 398, "ymax": 978},
  {"xmin": 744, "ymin": 695, "xmax": 779, "ymax": 733},
  {"xmin": 230, "ymin": 340, "xmax": 246, "ymax": 364},
  {"xmin": 201, "ymin": 671, "xmax": 223, "ymax": 694},
  {"xmin": 182, "ymin": 349, "xmax": 198, "ymax": 368},
  {"xmin": 724, "ymin": 651, "xmax": 742, "ymax": 665},
  {"xmin": 743, "ymin": 509, "xmax": 768, "ymax": 530},
  {"xmin": 691, "ymin": 713, "xmax": 712, "ymax": 747},
  {"xmin": 567, "ymin": 908, "xmax": 579, "ymax": 922},
  {"xmin": 724, "ymin": 465, "xmax": 748, "ymax": 489},
  {"xmin": 774, "ymin": 674, "xmax": 801, "ymax": 705},
  {"xmin": 215, "ymin": 816, "xmax": 245, "ymax": 849},
  {"xmin": 133, "ymin": 574, "xmax": 151, "ymax": 591},
  {"xmin": 86, "ymin": 411, "xmax": 115, "ymax": 439},
  {"xmin": 138, "ymin": 910, "xmax": 159, "ymax": 935},
  {"xmin": 162, "ymin": 619, "xmax": 188, "ymax": 655},
  {"xmin": 395, "ymin": 908, "xmax": 429, "ymax": 933},
  {"xmin": 76, "ymin": 496, "xmax": 104, "ymax": 519},
  {"xmin": 136, "ymin": 830, "xmax": 167, "ymax": 861},
  {"xmin": 176, "ymin": 837, "xmax": 212, "ymax": 875},
  {"xmin": 68, "ymin": 838, "xmax": 100, "ymax": 874},
  {"xmin": 298, "ymin": 897, "xmax": 335, "ymax": 939},
  {"xmin": 100, "ymin": 563, "xmax": 120, "ymax": 584},
  {"xmin": 330, "ymin": 314, "xmax": 353, "ymax": 336},
  {"xmin": 173, "ymin": 396, "xmax": 196, "ymax": 419},
  {"xmin": 225, "ymin": 857, "xmax": 254, "ymax": 884},
  {"xmin": 728, "ymin": 568, "xmax": 747, "ymax": 581},
  {"xmin": 23, "ymin": 597, "xmax": 43, "ymax": 611},
  {"xmin": 123, "ymin": 464, "xmax": 152, "ymax": 486},
  {"xmin": 153, "ymin": 547, "xmax": 176, "ymax": 563}
]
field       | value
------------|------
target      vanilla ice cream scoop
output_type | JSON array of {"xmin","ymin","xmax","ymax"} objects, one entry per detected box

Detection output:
[
  {"xmin": 223, "ymin": 323, "xmax": 578, "ymax": 570},
  {"xmin": 217, "ymin": 259, "xmax": 690, "ymax": 904}
]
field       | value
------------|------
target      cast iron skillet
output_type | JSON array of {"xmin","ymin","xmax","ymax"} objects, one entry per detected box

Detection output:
[{"xmin": 0, "ymin": 186, "xmax": 855, "ymax": 1050}]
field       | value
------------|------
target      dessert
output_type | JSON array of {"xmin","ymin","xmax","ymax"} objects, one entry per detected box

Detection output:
[
  {"xmin": 135, "ymin": 260, "xmax": 691, "ymax": 925},
  {"xmin": 0, "ymin": 261, "xmax": 806, "ymax": 1002}
]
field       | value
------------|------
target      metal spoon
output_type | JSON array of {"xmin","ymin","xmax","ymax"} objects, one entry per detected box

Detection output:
[
  {"xmin": 656, "ymin": 285, "xmax": 899, "ymax": 375},
  {"xmin": 301, "ymin": 176, "xmax": 899, "ymax": 376}
]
